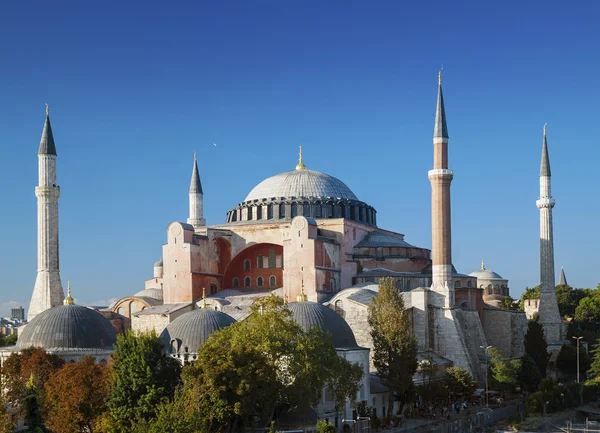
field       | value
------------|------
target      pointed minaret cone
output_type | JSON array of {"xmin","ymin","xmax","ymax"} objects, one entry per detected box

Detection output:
[
  {"xmin": 536, "ymin": 124, "xmax": 562, "ymax": 344},
  {"xmin": 428, "ymin": 71, "xmax": 454, "ymax": 308},
  {"xmin": 559, "ymin": 267, "xmax": 568, "ymax": 286},
  {"xmin": 187, "ymin": 152, "xmax": 206, "ymax": 229},
  {"xmin": 28, "ymin": 106, "xmax": 64, "ymax": 321}
]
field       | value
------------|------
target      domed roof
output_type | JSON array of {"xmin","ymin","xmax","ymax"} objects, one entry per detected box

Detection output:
[
  {"xmin": 17, "ymin": 305, "xmax": 117, "ymax": 351},
  {"xmin": 134, "ymin": 288, "xmax": 164, "ymax": 301},
  {"xmin": 154, "ymin": 259, "xmax": 163, "ymax": 267},
  {"xmin": 244, "ymin": 169, "xmax": 358, "ymax": 202},
  {"xmin": 160, "ymin": 308, "xmax": 236, "ymax": 354},
  {"xmin": 287, "ymin": 302, "xmax": 358, "ymax": 348},
  {"xmin": 469, "ymin": 261, "xmax": 504, "ymax": 280},
  {"xmin": 355, "ymin": 231, "xmax": 415, "ymax": 248}
]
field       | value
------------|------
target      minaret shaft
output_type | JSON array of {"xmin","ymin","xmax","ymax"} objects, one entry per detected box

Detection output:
[
  {"xmin": 536, "ymin": 126, "xmax": 562, "ymax": 343},
  {"xmin": 428, "ymin": 73, "xmax": 454, "ymax": 308},
  {"xmin": 28, "ymin": 113, "xmax": 64, "ymax": 321},
  {"xmin": 187, "ymin": 153, "xmax": 206, "ymax": 230}
]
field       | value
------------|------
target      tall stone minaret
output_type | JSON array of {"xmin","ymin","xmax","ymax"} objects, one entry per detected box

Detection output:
[
  {"xmin": 428, "ymin": 71, "xmax": 454, "ymax": 308},
  {"xmin": 536, "ymin": 124, "xmax": 562, "ymax": 343},
  {"xmin": 187, "ymin": 152, "xmax": 206, "ymax": 229},
  {"xmin": 28, "ymin": 106, "xmax": 64, "ymax": 321}
]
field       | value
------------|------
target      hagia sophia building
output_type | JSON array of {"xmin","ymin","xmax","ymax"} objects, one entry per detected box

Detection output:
[{"xmin": 7, "ymin": 73, "xmax": 563, "ymax": 426}]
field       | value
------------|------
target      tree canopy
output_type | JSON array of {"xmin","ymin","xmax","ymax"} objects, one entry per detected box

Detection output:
[
  {"xmin": 524, "ymin": 319, "xmax": 549, "ymax": 377},
  {"xmin": 444, "ymin": 366, "xmax": 476, "ymax": 399},
  {"xmin": 489, "ymin": 347, "xmax": 521, "ymax": 390},
  {"xmin": 368, "ymin": 277, "xmax": 418, "ymax": 418}
]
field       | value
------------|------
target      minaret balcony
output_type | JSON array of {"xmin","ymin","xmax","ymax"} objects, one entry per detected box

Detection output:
[
  {"xmin": 536, "ymin": 198, "xmax": 555, "ymax": 209},
  {"xmin": 428, "ymin": 169, "xmax": 454, "ymax": 180}
]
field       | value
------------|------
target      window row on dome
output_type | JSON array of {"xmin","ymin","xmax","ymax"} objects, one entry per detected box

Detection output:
[
  {"xmin": 482, "ymin": 285, "xmax": 509, "ymax": 296},
  {"xmin": 227, "ymin": 200, "xmax": 377, "ymax": 226},
  {"xmin": 232, "ymin": 275, "xmax": 278, "ymax": 289}
]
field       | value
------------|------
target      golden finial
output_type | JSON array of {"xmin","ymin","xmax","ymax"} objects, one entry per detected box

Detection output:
[
  {"xmin": 543, "ymin": 123, "xmax": 547, "ymax": 137},
  {"xmin": 194, "ymin": 151, "xmax": 197, "ymax": 161},
  {"xmin": 64, "ymin": 281, "xmax": 75, "ymax": 305},
  {"xmin": 481, "ymin": 259, "xmax": 485, "ymax": 271},
  {"xmin": 296, "ymin": 280, "xmax": 308, "ymax": 302},
  {"xmin": 438, "ymin": 69, "xmax": 442, "ymax": 86},
  {"xmin": 296, "ymin": 146, "xmax": 307, "ymax": 170},
  {"xmin": 45, "ymin": 104, "xmax": 49, "ymax": 116},
  {"xmin": 201, "ymin": 287, "xmax": 207, "ymax": 309}
]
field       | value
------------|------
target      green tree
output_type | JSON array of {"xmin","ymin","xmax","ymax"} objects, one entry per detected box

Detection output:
[
  {"xmin": 518, "ymin": 355, "xmax": 543, "ymax": 392},
  {"xmin": 444, "ymin": 366, "xmax": 476, "ymax": 399},
  {"xmin": 316, "ymin": 420, "xmax": 336, "ymax": 433},
  {"xmin": 489, "ymin": 347, "xmax": 521, "ymax": 390},
  {"xmin": 587, "ymin": 340, "xmax": 600, "ymax": 380},
  {"xmin": 4, "ymin": 335, "xmax": 17, "ymax": 346},
  {"xmin": 556, "ymin": 343, "xmax": 591, "ymax": 381},
  {"xmin": 419, "ymin": 355, "xmax": 437, "ymax": 390},
  {"xmin": 524, "ymin": 319, "xmax": 550, "ymax": 377},
  {"xmin": 368, "ymin": 277, "xmax": 418, "ymax": 418},
  {"xmin": 575, "ymin": 296, "xmax": 600, "ymax": 324},
  {"xmin": 104, "ymin": 330, "xmax": 182, "ymax": 432},
  {"xmin": 23, "ymin": 374, "xmax": 45, "ymax": 433},
  {"xmin": 178, "ymin": 295, "xmax": 362, "ymax": 432},
  {"xmin": 499, "ymin": 297, "xmax": 519, "ymax": 310}
]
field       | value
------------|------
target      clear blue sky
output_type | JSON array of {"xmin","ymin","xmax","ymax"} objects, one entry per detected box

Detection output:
[{"xmin": 1, "ymin": 1, "xmax": 598, "ymax": 315}]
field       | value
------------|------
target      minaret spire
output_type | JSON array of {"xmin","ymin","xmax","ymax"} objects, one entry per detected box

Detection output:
[
  {"xmin": 536, "ymin": 124, "xmax": 562, "ymax": 345},
  {"xmin": 28, "ymin": 106, "xmax": 64, "ymax": 320},
  {"xmin": 559, "ymin": 267, "xmax": 568, "ymax": 286},
  {"xmin": 187, "ymin": 152, "xmax": 206, "ymax": 229},
  {"xmin": 428, "ymin": 71, "xmax": 454, "ymax": 308}
]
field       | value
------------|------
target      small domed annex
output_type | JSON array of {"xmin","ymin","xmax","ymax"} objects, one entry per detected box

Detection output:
[
  {"xmin": 160, "ymin": 308, "xmax": 236, "ymax": 356},
  {"xmin": 287, "ymin": 301, "xmax": 359, "ymax": 348},
  {"xmin": 226, "ymin": 147, "xmax": 377, "ymax": 226},
  {"xmin": 17, "ymin": 304, "xmax": 117, "ymax": 351}
]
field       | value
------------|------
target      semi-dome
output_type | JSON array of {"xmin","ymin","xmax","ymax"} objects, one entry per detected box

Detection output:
[
  {"xmin": 134, "ymin": 288, "xmax": 164, "ymax": 301},
  {"xmin": 160, "ymin": 308, "xmax": 236, "ymax": 354},
  {"xmin": 245, "ymin": 169, "xmax": 358, "ymax": 202},
  {"xmin": 17, "ymin": 304, "xmax": 117, "ymax": 351},
  {"xmin": 226, "ymin": 148, "xmax": 377, "ymax": 226},
  {"xmin": 154, "ymin": 259, "xmax": 163, "ymax": 267},
  {"xmin": 287, "ymin": 301, "xmax": 358, "ymax": 348}
]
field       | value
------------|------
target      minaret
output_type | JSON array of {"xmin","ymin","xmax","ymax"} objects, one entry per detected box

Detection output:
[
  {"xmin": 28, "ymin": 105, "xmax": 65, "ymax": 321},
  {"xmin": 558, "ymin": 267, "xmax": 568, "ymax": 286},
  {"xmin": 187, "ymin": 152, "xmax": 206, "ymax": 229},
  {"xmin": 428, "ymin": 71, "xmax": 454, "ymax": 308},
  {"xmin": 536, "ymin": 124, "xmax": 562, "ymax": 343}
]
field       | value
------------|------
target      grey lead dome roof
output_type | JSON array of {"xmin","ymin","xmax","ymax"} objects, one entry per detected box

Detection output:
[
  {"xmin": 469, "ymin": 269, "xmax": 504, "ymax": 280},
  {"xmin": 287, "ymin": 302, "xmax": 358, "ymax": 348},
  {"xmin": 244, "ymin": 169, "xmax": 358, "ymax": 202},
  {"xmin": 17, "ymin": 305, "xmax": 117, "ymax": 351},
  {"xmin": 160, "ymin": 308, "xmax": 236, "ymax": 354}
]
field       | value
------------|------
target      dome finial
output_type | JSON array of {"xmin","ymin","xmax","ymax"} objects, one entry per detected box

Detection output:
[
  {"xmin": 296, "ymin": 280, "xmax": 308, "ymax": 302},
  {"xmin": 481, "ymin": 259, "xmax": 485, "ymax": 270},
  {"xmin": 64, "ymin": 281, "xmax": 75, "ymax": 305},
  {"xmin": 201, "ymin": 287, "xmax": 207, "ymax": 309},
  {"xmin": 296, "ymin": 146, "xmax": 307, "ymax": 170},
  {"xmin": 45, "ymin": 103, "xmax": 49, "ymax": 116}
]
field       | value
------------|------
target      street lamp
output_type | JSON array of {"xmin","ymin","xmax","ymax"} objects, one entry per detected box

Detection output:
[
  {"xmin": 572, "ymin": 336, "xmax": 583, "ymax": 383},
  {"xmin": 480, "ymin": 345, "xmax": 492, "ymax": 407}
]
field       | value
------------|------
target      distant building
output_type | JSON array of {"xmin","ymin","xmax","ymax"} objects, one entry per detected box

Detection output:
[{"xmin": 11, "ymin": 306, "xmax": 25, "ymax": 322}]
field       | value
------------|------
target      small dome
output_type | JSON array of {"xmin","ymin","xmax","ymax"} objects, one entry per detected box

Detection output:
[
  {"xmin": 355, "ymin": 231, "xmax": 415, "ymax": 248},
  {"xmin": 160, "ymin": 308, "xmax": 236, "ymax": 354},
  {"xmin": 245, "ymin": 169, "xmax": 358, "ymax": 202},
  {"xmin": 287, "ymin": 302, "xmax": 358, "ymax": 348},
  {"xmin": 134, "ymin": 288, "xmax": 164, "ymax": 301},
  {"xmin": 469, "ymin": 269, "xmax": 504, "ymax": 280},
  {"xmin": 154, "ymin": 259, "xmax": 163, "ymax": 267},
  {"xmin": 17, "ymin": 305, "xmax": 117, "ymax": 351}
]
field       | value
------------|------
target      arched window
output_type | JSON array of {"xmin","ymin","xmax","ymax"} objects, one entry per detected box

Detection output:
[
  {"xmin": 256, "ymin": 206, "xmax": 262, "ymax": 220},
  {"xmin": 247, "ymin": 207, "xmax": 253, "ymax": 220},
  {"xmin": 291, "ymin": 203, "xmax": 298, "ymax": 217},
  {"xmin": 257, "ymin": 254, "xmax": 264, "ymax": 268},
  {"xmin": 117, "ymin": 307, "xmax": 124, "ymax": 316},
  {"xmin": 268, "ymin": 248, "xmax": 276, "ymax": 268},
  {"xmin": 233, "ymin": 277, "xmax": 239, "ymax": 288},
  {"xmin": 267, "ymin": 204, "xmax": 273, "ymax": 219},
  {"xmin": 303, "ymin": 203, "xmax": 310, "ymax": 216},
  {"xmin": 210, "ymin": 284, "xmax": 217, "ymax": 294},
  {"xmin": 244, "ymin": 259, "xmax": 251, "ymax": 272},
  {"xmin": 314, "ymin": 205, "xmax": 322, "ymax": 218},
  {"xmin": 269, "ymin": 275, "xmax": 277, "ymax": 288},
  {"xmin": 231, "ymin": 211, "xmax": 237, "ymax": 222},
  {"xmin": 494, "ymin": 285, "xmax": 500, "ymax": 294},
  {"xmin": 334, "ymin": 300, "xmax": 344, "ymax": 318},
  {"xmin": 244, "ymin": 277, "xmax": 251, "ymax": 287},
  {"xmin": 257, "ymin": 276, "xmax": 264, "ymax": 287},
  {"xmin": 279, "ymin": 203, "xmax": 286, "ymax": 218},
  {"xmin": 467, "ymin": 280, "xmax": 472, "ymax": 288},
  {"xmin": 330, "ymin": 278, "xmax": 336, "ymax": 292},
  {"xmin": 454, "ymin": 281, "xmax": 461, "ymax": 288},
  {"xmin": 487, "ymin": 284, "xmax": 492, "ymax": 295}
]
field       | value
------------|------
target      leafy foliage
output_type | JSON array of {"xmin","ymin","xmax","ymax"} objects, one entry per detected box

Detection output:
[
  {"xmin": 488, "ymin": 347, "xmax": 521, "ymax": 389},
  {"xmin": 368, "ymin": 277, "xmax": 418, "ymax": 418},
  {"xmin": 23, "ymin": 374, "xmax": 46, "ymax": 433},
  {"xmin": 498, "ymin": 296, "xmax": 519, "ymax": 311},
  {"xmin": 556, "ymin": 343, "xmax": 591, "ymax": 380},
  {"xmin": 444, "ymin": 366, "xmax": 476, "ymax": 399},
  {"xmin": 43, "ymin": 356, "xmax": 109, "ymax": 433},
  {"xmin": 316, "ymin": 420, "xmax": 336, "ymax": 433},
  {"xmin": 524, "ymin": 319, "xmax": 549, "ymax": 377},
  {"xmin": 3, "ymin": 334, "xmax": 17, "ymax": 346},
  {"xmin": 518, "ymin": 355, "xmax": 542, "ymax": 392},
  {"xmin": 104, "ymin": 330, "xmax": 182, "ymax": 432},
  {"xmin": 168, "ymin": 295, "xmax": 362, "ymax": 432}
]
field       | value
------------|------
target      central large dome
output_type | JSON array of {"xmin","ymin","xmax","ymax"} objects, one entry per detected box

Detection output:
[{"xmin": 244, "ymin": 169, "xmax": 358, "ymax": 202}]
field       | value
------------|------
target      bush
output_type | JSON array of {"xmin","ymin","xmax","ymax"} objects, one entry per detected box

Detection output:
[{"xmin": 316, "ymin": 420, "xmax": 336, "ymax": 433}]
